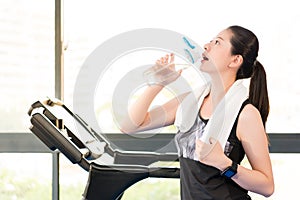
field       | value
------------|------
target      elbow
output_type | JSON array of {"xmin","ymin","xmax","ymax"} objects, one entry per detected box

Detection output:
[
  {"xmin": 119, "ymin": 126, "xmax": 138, "ymax": 134},
  {"xmin": 120, "ymin": 128, "xmax": 129, "ymax": 134},
  {"xmin": 118, "ymin": 119, "xmax": 140, "ymax": 134},
  {"xmin": 262, "ymin": 182, "xmax": 275, "ymax": 197},
  {"xmin": 263, "ymin": 190, "xmax": 274, "ymax": 198}
]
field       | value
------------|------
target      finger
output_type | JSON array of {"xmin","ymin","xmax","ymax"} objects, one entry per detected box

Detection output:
[
  {"xmin": 209, "ymin": 137, "xmax": 217, "ymax": 144},
  {"xmin": 160, "ymin": 57, "xmax": 165, "ymax": 64},
  {"xmin": 156, "ymin": 60, "xmax": 162, "ymax": 66},
  {"xmin": 165, "ymin": 54, "xmax": 169, "ymax": 63},
  {"xmin": 196, "ymin": 139, "xmax": 214, "ymax": 160},
  {"xmin": 170, "ymin": 53, "xmax": 175, "ymax": 63},
  {"xmin": 196, "ymin": 139, "xmax": 205, "ymax": 150},
  {"xmin": 177, "ymin": 69, "xmax": 183, "ymax": 76}
]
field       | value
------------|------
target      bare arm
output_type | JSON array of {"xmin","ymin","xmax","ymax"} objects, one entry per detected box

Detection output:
[
  {"xmin": 232, "ymin": 104, "xmax": 274, "ymax": 197},
  {"xmin": 120, "ymin": 53, "xmax": 187, "ymax": 133},
  {"xmin": 127, "ymin": 84, "xmax": 164, "ymax": 128},
  {"xmin": 121, "ymin": 84, "xmax": 189, "ymax": 133},
  {"xmin": 196, "ymin": 104, "xmax": 274, "ymax": 197}
]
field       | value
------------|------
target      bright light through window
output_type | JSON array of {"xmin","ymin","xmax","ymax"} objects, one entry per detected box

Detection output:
[{"xmin": 64, "ymin": 0, "xmax": 300, "ymax": 133}]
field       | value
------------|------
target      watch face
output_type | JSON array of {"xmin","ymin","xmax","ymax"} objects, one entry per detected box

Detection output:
[{"xmin": 224, "ymin": 169, "xmax": 235, "ymax": 178}]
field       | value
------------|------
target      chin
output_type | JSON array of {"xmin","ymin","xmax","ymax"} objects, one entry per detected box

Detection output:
[{"xmin": 199, "ymin": 64, "xmax": 210, "ymax": 73}]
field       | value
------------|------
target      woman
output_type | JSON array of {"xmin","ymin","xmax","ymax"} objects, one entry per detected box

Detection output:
[{"xmin": 121, "ymin": 25, "xmax": 274, "ymax": 199}]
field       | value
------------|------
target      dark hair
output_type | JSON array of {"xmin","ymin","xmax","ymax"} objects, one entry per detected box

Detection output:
[{"xmin": 228, "ymin": 25, "xmax": 269, "ymax": 127}]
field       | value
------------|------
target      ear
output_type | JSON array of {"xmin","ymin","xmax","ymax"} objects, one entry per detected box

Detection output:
[{"xmin": 229, "ymin": 55, "xmax": 243, "ymax": 69}]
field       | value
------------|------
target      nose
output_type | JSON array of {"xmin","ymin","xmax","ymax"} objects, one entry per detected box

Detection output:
[{"xmin": 204, "ymin": 42, "xmax": 210, "ymax": 51}]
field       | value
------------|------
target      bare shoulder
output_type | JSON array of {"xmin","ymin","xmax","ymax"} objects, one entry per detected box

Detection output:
[
  {"xmin": 237, "ymin": 103, "xmax": 266, "ymax": 141},
  {"xmin": 239, "ymin": 104, "xmax": 261, "ymax": 123}
]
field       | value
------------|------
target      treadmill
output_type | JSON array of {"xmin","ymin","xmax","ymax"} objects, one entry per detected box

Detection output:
[{"xmin": 27, "ymin": 97, "xmax": 180, "ymax": 200}]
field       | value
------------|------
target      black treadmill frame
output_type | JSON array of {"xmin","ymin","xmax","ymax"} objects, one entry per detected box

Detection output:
[{"xmin": 28, "ymin": 98, "xmax": 180, "ymax": 200}]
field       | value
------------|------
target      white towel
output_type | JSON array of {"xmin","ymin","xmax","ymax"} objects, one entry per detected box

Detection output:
[{"xmin": 174, "ymin": 79, "xmax": 248, "ymax": 150}]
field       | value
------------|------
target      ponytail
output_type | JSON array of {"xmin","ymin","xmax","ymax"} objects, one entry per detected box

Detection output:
[
  {"xmin": 249, "ymin": 61, "xmax": 269, "ymax": 127},
  {"xmin": 228, "ymin": 25, "xmax": 270, "ymax": 128}
]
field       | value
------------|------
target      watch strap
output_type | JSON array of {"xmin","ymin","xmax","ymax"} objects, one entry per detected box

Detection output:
[{"xmin": 221, "ymin": 161, "xmax": 238, "ymax": 178}]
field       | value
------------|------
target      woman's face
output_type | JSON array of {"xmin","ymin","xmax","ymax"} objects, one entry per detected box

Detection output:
[{"xmin": 200, "ymin": 29, "xmax": 234, "ymax": 75}]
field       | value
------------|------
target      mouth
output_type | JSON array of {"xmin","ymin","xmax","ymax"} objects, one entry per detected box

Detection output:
[{"xmin": 202, "ymin": 53, "xmax": 209, "ymax": 61}]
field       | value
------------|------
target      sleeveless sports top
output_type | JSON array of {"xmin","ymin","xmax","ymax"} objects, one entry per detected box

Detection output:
[{"xmin": 174, "ymin": 100, "xmax": 251, "ymax": 200}]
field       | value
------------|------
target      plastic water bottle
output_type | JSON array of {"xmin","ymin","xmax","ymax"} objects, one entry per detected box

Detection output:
[{"xmin": 144, "ymin": 36, "xmax": 202, "ymax": 85}]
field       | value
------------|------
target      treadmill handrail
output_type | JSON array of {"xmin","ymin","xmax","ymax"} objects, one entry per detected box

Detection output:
[{"xmin": 28, "ymin": 97, "xmax": 180, "ymax": 167}]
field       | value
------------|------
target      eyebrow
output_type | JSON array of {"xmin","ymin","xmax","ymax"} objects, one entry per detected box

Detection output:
[{"xmin": 216, "ymin": 36, "xmax": 224, "ymax": 41}]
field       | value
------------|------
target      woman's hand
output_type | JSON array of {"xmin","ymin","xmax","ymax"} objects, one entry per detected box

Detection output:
[
  {"xmin": 196, "ymin": 137, "xmax": 231, "ymax": 171},
  {"xmin": 146, "ymin": 53, "xmax": 182, "ymax": 85}
]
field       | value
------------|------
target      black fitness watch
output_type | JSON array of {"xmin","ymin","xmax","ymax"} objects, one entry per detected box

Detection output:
[{"xmin": 221, "ymin": 161, "xmax": 238, "ymax": 178}]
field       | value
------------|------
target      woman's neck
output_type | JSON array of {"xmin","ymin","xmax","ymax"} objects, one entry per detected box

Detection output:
[{"xmin": 208, "ymin": 75, "xmax": 236, "ymax": 109}]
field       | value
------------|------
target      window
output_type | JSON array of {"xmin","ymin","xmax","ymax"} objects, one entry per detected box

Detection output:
[
  {"xmin": 64, "ymin": 0, "xmax": 300, "ymax": 134},
  {"xmin": 0, "ymin": 153, "xmax": 52, "ymax": 199},
  {"xmin": 63, "ymin": 1, "xmax": 300, "ymax": 199},
  {"xmin": 0, "ymin": 1, "xmax": 55, "ymax": 199},
  {"xmin": 0, "ymin": 0, "xmax": 54, "ymax": 132}
]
